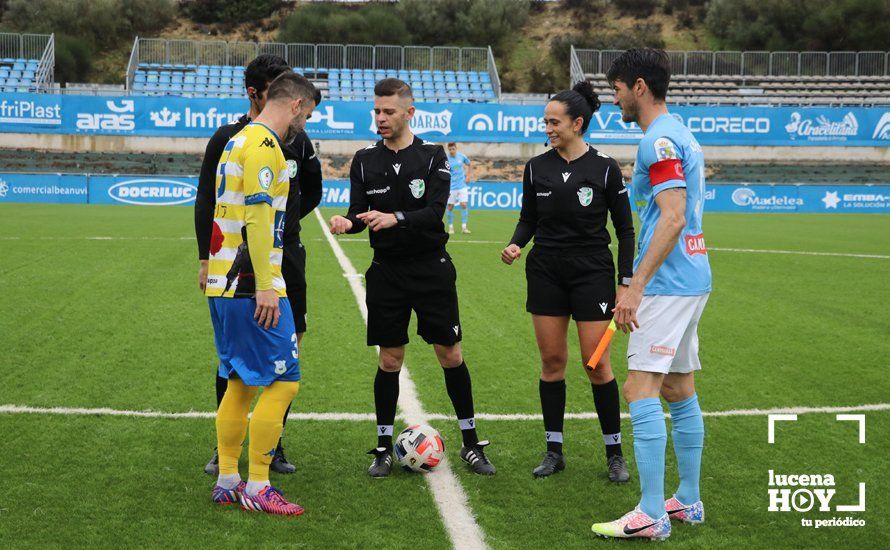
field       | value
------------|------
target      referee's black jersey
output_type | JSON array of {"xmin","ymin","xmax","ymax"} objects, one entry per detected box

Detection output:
[
  {"xmin": 509, "ymin": 146, "xmax": 635, "ymax": 279},
  {"xmin": 345, "ymin": 136, "xmax": 450, "ymax": 260},
  {"xmin": 194, "ymin": 115, "xmax": 323, "ymax": 260}
]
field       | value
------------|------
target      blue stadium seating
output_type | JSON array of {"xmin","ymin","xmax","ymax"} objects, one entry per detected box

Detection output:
[
  {"xmin": 131, "ymin": 62, "xmax": 495, "ymax": 102},
  {"xmin": 0, "ymin": 57, "xmax": 40, "ymax": 92}
]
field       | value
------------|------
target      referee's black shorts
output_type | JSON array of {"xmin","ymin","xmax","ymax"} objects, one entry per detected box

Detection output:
[
  {"xmin": 281, "ymin": 241, "xmax": 307, "ymax": 334},
  {"xmin": 365, "ymin": 251, "xmax": 462, "ymax": 348},
  {"xmin": 525, "ymin": 247, "xmax": 615, "ymax": 321}
]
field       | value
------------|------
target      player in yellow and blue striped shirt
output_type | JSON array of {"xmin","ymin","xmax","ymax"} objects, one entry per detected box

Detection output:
[{"xmin": 206, "ymin": 72, "xmax": 317, "ymax": 516}]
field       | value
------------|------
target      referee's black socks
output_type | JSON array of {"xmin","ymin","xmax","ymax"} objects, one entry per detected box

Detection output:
[
  {"xmin": 540, "ymin": 379, "xmax": 566, "ymax": 455},
  {"xmin": 374, "ymin": 368, "xmax": 400, "ymax": 450},
  {"xmin": 591, "ymin": 378, "xmax": 623, "ymax": 458},
  {"xmin": 443, "ymin": 362, "xmax": 479, "ymax": 447}
]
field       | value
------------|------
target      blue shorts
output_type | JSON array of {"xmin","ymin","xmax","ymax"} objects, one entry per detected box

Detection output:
[{"xmin": 209, "ymin": 297, "xmax": 301, "ymax": 386}]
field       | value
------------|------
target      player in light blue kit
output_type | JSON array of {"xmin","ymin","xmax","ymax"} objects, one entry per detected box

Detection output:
[
  {"xmin": 445, "ymin": 142, "xmax": 472, "ymax": 234},
  {"xmin": 591, "ymin": 49, "xmax": 712, "ymax": 542}
]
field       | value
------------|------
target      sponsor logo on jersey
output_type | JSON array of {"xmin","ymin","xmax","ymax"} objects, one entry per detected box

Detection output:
[
  {"xmin": 260, "ymin": 137, "xmax": 275, "ymax": 148},
  {"xmin": 649, "ymin": 345, "xmax": 676, "ymax": 357},
  {"xmin": 561, "ymin": 172, "xmax": 571, "ymax": 183},
  {"xmin": 392, "ymin": 163, "xmax": 401, "ymax": 175},
  {"xmin": 577, "ymin": 186, "xmax": 593, "ymax": 206},
  {"xmin": 409, "ymin": 179, "xmax": 425, "ymax": 198},
  {"xmin": 106, "ymin": 179, "xmax": 196, "ymax": 206},
  {"xmin": 287, "ymin": 159, "xmax": 298, "ymax": 179},
  {"xmin": 259, "ymin": 167, "xmax": 274, "ymax": 190},
  {"xmin": 684, "ymin": 233, "xmax": 708, "ymax": 256},
  {"xmin": 366, "ymin": 186, "xmax": 391, "ymax": 195}
]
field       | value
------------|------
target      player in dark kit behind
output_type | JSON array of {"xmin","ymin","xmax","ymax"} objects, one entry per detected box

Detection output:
[
  {"xmin": 329, "ymin": 78, "xmax": 496, "ymax": 477},
  {"xmin": 501, "ymin": 81, "xmax": 635, "ymax": 482},
  {"xmin": 195, "ymin": 54, "xmax": 323, "ymax": 476}
]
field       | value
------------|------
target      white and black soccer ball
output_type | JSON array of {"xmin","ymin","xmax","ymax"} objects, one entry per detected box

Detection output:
[{"xmin": 394, "ymin": 424, "xmax": 445, "ymax": 473}]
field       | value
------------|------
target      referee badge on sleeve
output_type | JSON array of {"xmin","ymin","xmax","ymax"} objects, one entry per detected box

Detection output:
[{"xmin": 409, "ymin": 179, "xmax": 426, "ymax": 198}]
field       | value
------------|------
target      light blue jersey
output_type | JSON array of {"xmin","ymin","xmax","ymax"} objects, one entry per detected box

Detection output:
[
  {"xmin": 447, "ymin": 152, "xmax": 470, "ymax": 191},
  {"xmin": 631, "ymin": 113, "xmax": 711, "ymax": 296}
]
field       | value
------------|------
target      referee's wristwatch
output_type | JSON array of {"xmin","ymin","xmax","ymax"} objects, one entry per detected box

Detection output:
[
  {"xmin": 394, "ymin": 211, "xmax": 407, "ymax": 228},
  {"xmin": 618, "ymin": 277, "xmax": 633, "ymax": 287}
]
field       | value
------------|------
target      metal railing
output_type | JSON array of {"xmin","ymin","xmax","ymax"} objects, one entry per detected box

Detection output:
[
  {"xmin": 34, "ymin": 34, "xmax": 55, "ymax": 92},
  {"xmin": 572, "ymin": 48, "xmax": 890, "ymax": 77},
  {"xmin": 486, "ymin": 46, "xmax": 501, "ymax": 97},
  {"xmin": 1, "ymin": 32, "xmax": 54, "ymax": 91},
  {"xmin": 133, "ymin": 38, "xmax": 496, "ymax": 73},
  {"xmin": 125, "ymin": 36, "xmax": 139, "ymax": 92}
]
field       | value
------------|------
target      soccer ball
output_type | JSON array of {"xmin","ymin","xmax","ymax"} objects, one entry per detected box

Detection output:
[{"xmin": 394, "ymin": 424, "xmax": 445, "ymax": 473}]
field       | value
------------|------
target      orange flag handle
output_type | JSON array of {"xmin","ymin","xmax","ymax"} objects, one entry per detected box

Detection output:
[{"xmin": 586, "ymin": 319, "xmax": 617, "ymax": 369}]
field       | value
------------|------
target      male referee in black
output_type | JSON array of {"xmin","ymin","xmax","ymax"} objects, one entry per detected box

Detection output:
[
  {"xmin": 195, "ymin": 54, "xmax": 323, "ymax": 476},
  {"xmin": 329, "ymin": 78, "xmax": 496, "ymax": 477}
]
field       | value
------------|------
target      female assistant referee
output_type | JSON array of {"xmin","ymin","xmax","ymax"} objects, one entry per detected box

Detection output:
[{"xmin": 501, "ymin": 81, "xmax": 635, "ymax": 481}]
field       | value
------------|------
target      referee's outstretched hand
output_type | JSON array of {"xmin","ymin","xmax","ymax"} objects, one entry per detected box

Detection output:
[
  {"xmin": 329, "ymin": 215, "xmax": 353, "ymax": 234},
  {"xmin": 501, "ymin": 244, "xmax": 522, "ymax": 265},
  {"xmin": 254, "ymin": 289, "xmax": 280, "ymax": 330}
]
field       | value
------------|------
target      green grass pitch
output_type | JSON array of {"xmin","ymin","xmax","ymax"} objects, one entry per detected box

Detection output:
[{"xmin": 0, "ymin": 204, "xmax": 888, "ymax": 548}]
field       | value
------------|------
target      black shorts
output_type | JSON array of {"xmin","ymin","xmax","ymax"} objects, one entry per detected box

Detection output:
[
  {"xmin": 281, "ymin": 241, "xmax": 307, "ymax": 334},
  {"xmin": 525, "ymin": 247, "xmax": 616, "ymax": 321},
  {"xmin": 365, "ymin": 251, "xmax": 462, "ymax": 348}
]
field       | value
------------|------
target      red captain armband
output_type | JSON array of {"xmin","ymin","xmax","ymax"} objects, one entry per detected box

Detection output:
[
  {"xmin": 649, "ymin": 159, "xmax": 685, "ymax": 186},
  {"xmin": 210, "ymin": 221, "xmax": 224, "ymax": 255}
]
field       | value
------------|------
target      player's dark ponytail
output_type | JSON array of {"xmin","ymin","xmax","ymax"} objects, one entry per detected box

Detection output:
[{"xmin": 550, "ymin": 80, "xmax": 601, "ymax": 134}]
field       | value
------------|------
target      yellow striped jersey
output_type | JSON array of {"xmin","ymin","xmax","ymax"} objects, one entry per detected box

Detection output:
[{"xmin": 205, "ymin": 122, "xmax": 289, "ymax": 298}]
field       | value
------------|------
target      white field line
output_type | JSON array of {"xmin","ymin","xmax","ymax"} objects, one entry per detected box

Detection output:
[
  {"xmin": 313, "ymin": 209, "xmax": 487, "ymax": 550},
  {"xmin": 1, "ymin": 234, "xmax": 886, "ymax": 260},
  {"xmin": 3, "ymin": 402, "xmax": 889, "ymax": 422},
  {"xmin": 321, "ymin": 238, "xmax": 890, "ymax": 260}
]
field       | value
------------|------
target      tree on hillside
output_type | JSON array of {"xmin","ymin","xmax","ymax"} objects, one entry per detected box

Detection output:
[{"xmin": 706, "ymin": 0, "xmax": 890, "ymax": 51}]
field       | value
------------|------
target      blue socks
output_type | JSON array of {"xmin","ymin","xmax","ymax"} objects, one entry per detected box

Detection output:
[
  {"xmin": 461, "ymin": 205, "xmax": 469, "ymax": 225},
  {"xmin": 669, "ymin": 394, "xmax": 704, "ymax": 504},
  {"xmin": 447, "ymin": 209, "xmax": 454, "ymax": 225},
  {"xmin": 630, "ymin": 398, "xmax": 667, "ymax": 519}
]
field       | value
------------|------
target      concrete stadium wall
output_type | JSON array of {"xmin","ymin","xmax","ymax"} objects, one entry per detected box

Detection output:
[{"xmin": 2, "ymin": 133, "xmax": 889, "ymax": 164}]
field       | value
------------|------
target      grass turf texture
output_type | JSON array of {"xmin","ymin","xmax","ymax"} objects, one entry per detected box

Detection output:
[{"xmin": 1, "ymin": 204, "xmax": 888, "ymax": 547}]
